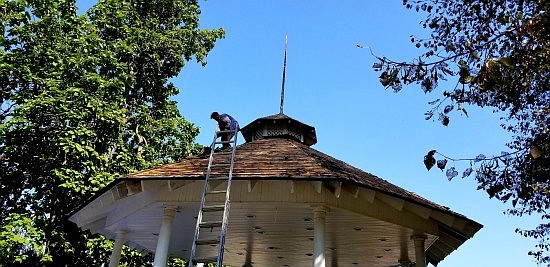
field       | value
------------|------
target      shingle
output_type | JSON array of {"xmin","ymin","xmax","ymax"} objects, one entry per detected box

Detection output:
[{"xmin": 127, "ymin": 138, "xmax": 464, "ymax": 218}]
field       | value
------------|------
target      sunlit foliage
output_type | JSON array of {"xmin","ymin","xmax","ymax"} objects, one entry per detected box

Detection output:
[
  {"xmin": 0, "ymin": 0, "xmax": 223, "ymax": 265},
  {"xmin": 373, "ymin": 0, "xmax": 549, "ymax": 263}
]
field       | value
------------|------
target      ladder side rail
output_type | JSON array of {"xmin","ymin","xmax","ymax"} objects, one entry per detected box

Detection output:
[
  {"xmin": 216, "ymin": 128, "xmax": 239, "ymax": 266},
  {"xmin": 188, "ymin": 131, "xmax": 219, "ymax": 267}
]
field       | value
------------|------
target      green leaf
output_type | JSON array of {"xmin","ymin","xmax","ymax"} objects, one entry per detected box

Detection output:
[
  {"xmin": 498, "ymin": 57, "xmax": 513, "ymax": 67},
  {"xmin": 0, "ymin": 0, "xmax": 222, "ymax": 265},
  {"xmin": 458, "ymin": 105, "xmax": 469, "ymax": 117},
  {"xmin": 530, "ymin": 147, "xmax": 542, "ymax": 159}
]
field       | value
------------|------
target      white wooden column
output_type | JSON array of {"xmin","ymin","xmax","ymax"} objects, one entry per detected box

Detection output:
[
  {"xmin": 109, "ymin": 231, "xmax": 126, "ymax": 267},
  {"xmin": 153, "ymin": 206, "xmax": 177, "ymax": 267},
  {"xmin": 412, "ymin": 235, "xmax": 427, "ymax": 267},
  {"xmin": 313, "ymin": 206, "xmax": 329, "ymax": 267}
]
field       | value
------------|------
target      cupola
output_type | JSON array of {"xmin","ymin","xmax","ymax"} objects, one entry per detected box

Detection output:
[{"xmin": 240, "ymin": 113, "xmax": 317, "ymax": 146}]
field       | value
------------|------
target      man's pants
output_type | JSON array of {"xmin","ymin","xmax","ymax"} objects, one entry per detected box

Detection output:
[{"xmin": 221, "ymin": 129, "xmax": 235, "ymax": 148}]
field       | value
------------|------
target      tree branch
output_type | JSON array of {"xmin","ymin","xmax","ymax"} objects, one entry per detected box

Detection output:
[
  {"xmin": 435, "ymin": 149, "xmax": 525, "ymax": 162},
  {"xmin": 368, "ymin": 30, "xmax": 510, "ymax": 68}
]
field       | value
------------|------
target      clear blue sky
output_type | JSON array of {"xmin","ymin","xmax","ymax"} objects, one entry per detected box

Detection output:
[{"xmin": 77, "ymin": 1, "xmax": 542, "ymax": 266}]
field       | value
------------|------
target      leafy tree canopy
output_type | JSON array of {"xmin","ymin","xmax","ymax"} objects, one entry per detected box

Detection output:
[
  {"xmin": 371, "ymin": 0, "xmax": 548, "ymax": 263},
  {"xmin": 0, "ymin": 0, "xmax": 223, "ymax": 265}
]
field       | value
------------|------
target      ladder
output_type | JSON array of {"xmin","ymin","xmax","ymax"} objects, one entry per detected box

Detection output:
[{"xmin": 188, "ymin": 128, "xmax": 239, "ymax": 267}]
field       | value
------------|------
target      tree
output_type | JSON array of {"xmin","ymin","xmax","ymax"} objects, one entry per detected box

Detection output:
[
  {"xmin": 371, "ymin": 0, "xmax": 549, "ymax": 263},
  {"xmin": 0, "ymin": 0, "xmax": 223, "ymax": 265}
]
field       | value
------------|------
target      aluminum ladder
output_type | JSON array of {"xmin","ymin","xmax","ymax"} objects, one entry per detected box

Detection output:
[{"xmin": 188, "ymin": 128, "xmax": 238, "ymax": 267}]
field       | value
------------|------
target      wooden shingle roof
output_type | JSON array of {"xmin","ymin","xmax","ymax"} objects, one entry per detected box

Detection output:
[{"xmin": 127, "ymin": 138, "xmax": 466, "ymax": 221}]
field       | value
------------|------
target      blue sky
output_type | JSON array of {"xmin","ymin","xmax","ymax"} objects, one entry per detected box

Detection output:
[{"xmin": 77, "ymin": 1, "xmax": 542, "ymax": 266}]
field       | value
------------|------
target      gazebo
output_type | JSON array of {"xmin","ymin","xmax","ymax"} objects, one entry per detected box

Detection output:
[{"xmin": 69, "ymin": 112, "xmax": 482, "ymax": 267}]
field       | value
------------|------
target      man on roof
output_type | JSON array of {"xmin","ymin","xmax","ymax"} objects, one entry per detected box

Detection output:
[{"xmin": 210, "ymin": 112, "xmax": 239, "ymax": 150}]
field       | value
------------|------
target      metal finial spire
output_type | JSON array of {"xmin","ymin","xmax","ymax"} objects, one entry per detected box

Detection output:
[{"xmin": 280, "ymin": 35, "xmax": 288, "ymax": 114}]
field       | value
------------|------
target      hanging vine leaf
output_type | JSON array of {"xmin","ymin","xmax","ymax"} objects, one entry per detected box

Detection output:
[
  {"xmin": 512, "ymin": 198, "xmax": 518, "ymax": 208},
  {"xmin": 457, "ymin": 105, "xmax": 469, "ymax": 117},
  {"xmin": 443, "ymin": 105, "xmax": 454, "ymax": 114},
  {"xmin": 424, "ymin": 150, "xmax": 437, "ymax": 170},
  {"xmin": 437, "ymin": 159, "xmax": 448, "ymax": 171},
  {"xmin": 424, "ymin": 111, "xmax": 434, "ymax": 120},
  {"xmin": 391, "ymin": 81, "xmax": 403, "ymax": 92},
  {"xmin": 421, "ymin": 77, "xmax": 434, "ymax": 92},
  {"xmin": 442, "ymin": 116, "xmax": 450, "ymax": 126},
  {"xmin": 446, "ymin": 167, "xmax": 459, "ymax": 180},
  {"xmin": 438, "ymin": 113, "xmax": 450, "ymax": 126},
  {"xmin": 487, "ymin": 184, "xmax": 505, "ymax": 199},
  {"xmin": 462, "ymin": 167, "xmax": 473, "ymax": 178}
]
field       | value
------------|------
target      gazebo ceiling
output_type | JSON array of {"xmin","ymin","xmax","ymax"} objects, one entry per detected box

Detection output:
[{"xmin": 73, "ymin": 179, "xmax": 443, "ymax": 267}]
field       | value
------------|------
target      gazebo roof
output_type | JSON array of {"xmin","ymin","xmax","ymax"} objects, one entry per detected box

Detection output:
[
  {"xmin": 70, "ymin": 114, "xmax": 482, "ymax": 266},
  {"xmin": 128, "ymin": 138, "xmax": 456, "ymax": 219}
]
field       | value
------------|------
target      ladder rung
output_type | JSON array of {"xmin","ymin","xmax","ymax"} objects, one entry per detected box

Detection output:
[
  {"xmin": 216, "ymin": 130, "xmax": 236, "ymax": 134},
  {"xmin": 196, "ymin": 238, "xmax": 220, "ymax": 245},
  {"xmin": 202, "ymin": 204, "xmax": 225, "ymax": 212},
  {"xmin": 200, "ymin": 221, "xmax": 223, "ymax": 228},
  {"xmin": 213, "ymin": 151, "xmax": 232, "ymax": 155},
  {"xmin": 193, "ymin": 257, "xmax": 218, "ymax": 263},
  {"xmin": 208, "ymin": 176, "xmax": 229, "ymax": 181},
  {"xmin": 207, "ymin": 190, "xmax": 227, "ymax": 194},
  {"xmin": 210, "ymin": 163, "xmax": 231, "ymax": 166},
  {"xmin": 215, "ymin": 141, "xmax": 234, "ymax": 144}
]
